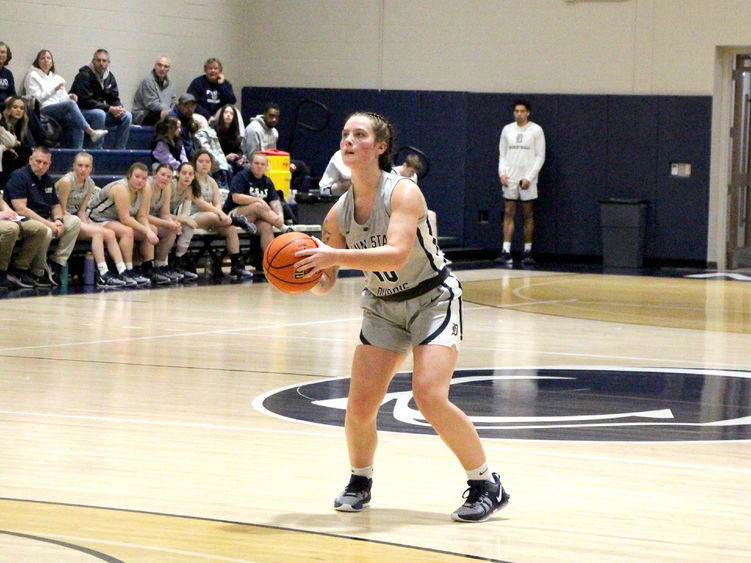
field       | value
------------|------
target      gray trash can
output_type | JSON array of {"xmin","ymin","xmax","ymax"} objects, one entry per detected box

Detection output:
[{"xmin": 599, "ymin": 198, "xmax": 649, "ymax": 268}]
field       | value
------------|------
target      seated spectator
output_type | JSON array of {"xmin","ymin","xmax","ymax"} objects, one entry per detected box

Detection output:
[
  {"xmin": 0, "ymin": 197, "xmax": 48, "ymax": 289},
  {"xmin": 213, "ymin": 104, "xmax": 247, "ymax": 174},
  {"xmin": 87, "ymin": 162, "xmax": 169, "ymax": 286},
  {"xmin": 146, "ymin": 163, "xmax": 185, "ymax": 281},
  {"xmin": 187, "ymin": 58, "xmax": 236, "ymax": 121},
  {"xmin": 193, "ymin": 114, "xmax": 231, "ymax": 189},
  {"xmin": 224, "ymin": 151, "xmax": 288, "ymax": 258},
  {"xmin": 192, "ymin": 149, "xmax": 253, "ymax": 280},
  {"xmin": 0, "ymin": 95, "xmax": 34, "ymax": 187},
  {"xmin": 132, "ymin": 56, "xmax": 176, "ymax": 126},
  {"xmin": 3, "ymin": 146, "xmax": 81, "ymax": 287},
  {"xmin": 54, "ymin": 151, "xmax": 130, "ymax": 288},
  {"xmin": 169, "ymin": 93, "xmax": 198, "ymax": 160},
  {"xmin": 169, "ymin": 161, "xmax": 200, "ymax": 275},
  {"xmin": 151, "ymin": 115, "xmax": 187, "ymax": 171},
  {"xmin": 242, "ymin": 102, "xmax": 309, "ymax": 193},
  {"xmin": 23, "ymin": 50, "xmax": 107, "ymax": 149},
  {"xmin": 392, "ymin": 154, "xmax": 438, "ymax": 236},
  {"xmin": 70, "ymin": 49, "xmax": 131, "ymax": 149},
  {"xmin": 0, "ymin": 41, "xmax": 16, "ymax": 109},
  {"xmin": 318, "ymin": 149, "xmax": 352, "ymax": 196}
]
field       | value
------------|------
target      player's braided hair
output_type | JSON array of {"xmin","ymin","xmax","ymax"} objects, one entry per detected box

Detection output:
[{"xmin": 348, "ymin": 111, "xmax": 394, "ymax": 172}]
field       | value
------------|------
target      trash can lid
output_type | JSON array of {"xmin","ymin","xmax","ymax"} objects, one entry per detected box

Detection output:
[{"xmin": 599, "ymin": 198, "xmax": 649, "ymax": 204}]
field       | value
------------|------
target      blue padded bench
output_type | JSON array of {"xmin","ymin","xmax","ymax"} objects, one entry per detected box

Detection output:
[{"xmin": 48, "ymin": 149, "xmax": 151, "ymax": 175}]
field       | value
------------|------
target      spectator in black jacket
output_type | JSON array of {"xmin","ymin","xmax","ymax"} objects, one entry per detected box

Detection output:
[{"xmin": 70, "ymin": 49, "xmax": 131, "ymax": 149}]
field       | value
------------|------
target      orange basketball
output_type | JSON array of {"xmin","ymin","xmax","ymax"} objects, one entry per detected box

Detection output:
[{"xmin": 263, "ymin": 232, "xmax": 322, "ymax": 293}]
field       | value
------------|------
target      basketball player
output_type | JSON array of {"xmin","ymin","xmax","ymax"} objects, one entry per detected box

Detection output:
[
  {"xmin": 496, "ymin": 99, "xmax": 545, "ymax": 266},
  {"xmin": 294, "ymin": 112, "xmax": 509, "ymax": 522}
]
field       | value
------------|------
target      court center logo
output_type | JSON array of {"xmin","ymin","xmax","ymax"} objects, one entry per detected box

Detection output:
[{"xmin": 252, "ymin": 367, "xmax": 751, "ymax": 441}]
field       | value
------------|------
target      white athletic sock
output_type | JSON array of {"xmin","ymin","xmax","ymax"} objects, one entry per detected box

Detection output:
[
  {"xmin": 126, "ymin": 262, "xmax": 133, "ymax": 271},
  {"xmin": 502, "ymin": 242, "xmax": 511, "ymax": 253},
  {"xmin": 351, "ymin": 465, "xmax": 374, "ymax": 479},
  {"xmin": 175, "ymin": 246, "xmax": 188, "ymax": 258},
  {"xmin": 524, "ymin": 243, "xmax": 532, "ymax": 252},
  {"xmin": 116, "ymin": 262, "xmax": 126, "ymax": 274},
  {"xmin": 97, "ymin": 262, "xmax": 109, "ymax": 276},
  {"xmin": 155, "ymin": 259, "xmax": 167, "ymax": 268},
  {"xmin": 466, "ymin": 462, "xmax": 494, "ymax": 483}
]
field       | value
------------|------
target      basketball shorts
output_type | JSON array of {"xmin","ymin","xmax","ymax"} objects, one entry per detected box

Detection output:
[
  {"xmin": 502, "ymin": 180, "xmax": 538, "ymax": 202},
  {"xmin": 359, "ymin": 274, "xmax": 463, "ymax": 354}
]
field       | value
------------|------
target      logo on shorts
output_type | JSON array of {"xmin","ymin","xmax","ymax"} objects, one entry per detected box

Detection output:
[
  {"xmin": 253, "ymin": 367, "xmax": 751, "ymax": 442},
  {"xmin": 451, "ymin": 323, "xmax": 459, "ymax": 336}
]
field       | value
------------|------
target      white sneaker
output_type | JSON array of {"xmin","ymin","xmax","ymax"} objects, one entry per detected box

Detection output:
[{"xmin": 89, "ymin": 129, "xmax": 108, "ymax": 143}]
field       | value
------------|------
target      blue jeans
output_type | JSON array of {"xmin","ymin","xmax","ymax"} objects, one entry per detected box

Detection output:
[
  {"xmin": 81, "ymin": 108, "xmax": 132, "ymax": 149},
  {"xmin": 40, "ymin": 99, "xmax": 91, "ymax": 148}
]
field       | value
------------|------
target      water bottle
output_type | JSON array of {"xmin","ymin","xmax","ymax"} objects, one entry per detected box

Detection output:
[
  {"xmin": 203, "ymin": 253, "xmax": 213, "ymax": 278},
  {"xmin": 83, "ymin": 251, "xmax": 95, "ymax": 285}
]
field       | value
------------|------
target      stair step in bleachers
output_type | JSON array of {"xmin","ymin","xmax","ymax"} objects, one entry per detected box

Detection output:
[
  {"xmin": 49, "ymin": 148, "xmax": 151, "ymax": 175},
  {"xmin": 127, "ymin": 125, "xmax": 154, "ymax": 150}
]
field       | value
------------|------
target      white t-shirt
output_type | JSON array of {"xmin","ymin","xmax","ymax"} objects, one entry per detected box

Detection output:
[{"xmin": 498, "ymin": 121, "xmax": 546, "ymax": 188}]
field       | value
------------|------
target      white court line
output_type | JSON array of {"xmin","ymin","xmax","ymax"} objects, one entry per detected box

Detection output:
[
  {"xmin": 0, "ymin": 316, "xmax": 362, "ymax": 353},
  {"xmin": 7, "ymin": 531, "xmax": 252, "ymax": 562},
  {"xmin": 2, "ymin": 409, "xmax": 749, "ymax": 474}
]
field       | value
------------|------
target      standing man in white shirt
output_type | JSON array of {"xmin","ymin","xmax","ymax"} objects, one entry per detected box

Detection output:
[{"xmin": 496, "ymin": 99, "xmax": 545, "ymax": 265}]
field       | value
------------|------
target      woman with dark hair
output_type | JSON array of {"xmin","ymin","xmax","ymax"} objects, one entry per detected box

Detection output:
[
  {"xmin": 0, "ymin": 95, "xmax": 34, "ymax": 186},
  {"xmin": 151, "ymin": 115, "xmax": 188, "ymax": 170},
  {"xmin": 213, "ymin": 104, "xmax": 247, "ymax": 173},
  {"xmin": 151, "ymin": 115, "xmax": 187, "ymax": 170},
  {"xmin": 23, "ymin": 49, "xmax": 107, "ymax": 148},
  {"xmin": 0, "ymin": 41, "xmax": 16, "ymax": 109}
]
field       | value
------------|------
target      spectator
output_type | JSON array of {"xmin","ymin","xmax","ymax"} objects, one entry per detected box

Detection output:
[
  {"xmin": 0, "ymin": 41, "xmax": 16, "ymax": 109},
  {"xmin": 318, "ymin": 149, "xmax": 352, "ymax": 196},
  {"xmin": 496, "ymin": 98, "xmax": 545, "ymax": 266},
  {"xmin": 87, "ymin": 162, "xmax": 169, "ymax": 286},
  {"xmin": 0, "ymin": 95, "xmax": 34, "ymax": 187},
  {"xmin": 0, "ymin": 197, "xmax": 48, "ymax": 289},
  {"xmin": 192, "ymin": 149, "xmax": 253, "ymax": 280},
  {"xmin": 213, "ymin": 104, "xmax": 247, "ymax": 174},
  {"xmin": 169, "ymin": 93, "xmax": 198, "ymax": 160},
  {"xmin": 169, "ymin": 161, "xmax": 200, "ymax": 276},
  {"xmin": 224, "ymin": 151, "xmax": 287, "ymax": 257},
  {"xmin": 23, "ymin": 50, "xmax": 107, "ymax": 149},
  {"xmin": 70, "ymin": 49, "xmax": 132, "ymax": 149},
  {"xmin": 132, "ymin": 56, "xmax": 176, "ymax": 126},
  {"xmin": 3, "ymin": 146, "xmax": 81, "ymax": 287},
  {"xmin": 242, "ymin": 101, "xmax": 309, "ymax": 193},
  {"xmin": 54, "ymin": 151, "xmax": 131, "ymax": 288},
  {"xmin": 187, "ymin": 58, "xmax": 236, "ymax": 121},
  {"xmin": 146, "ymin": 163, "xmax": 184, "ymax": 281},
  {"xmin": 193, "ymin": 114, "xmax": 231, "ymax": 189},
  {"xmin": 151, "ymin": 115, "xmax": 187, "ymax": 171}
]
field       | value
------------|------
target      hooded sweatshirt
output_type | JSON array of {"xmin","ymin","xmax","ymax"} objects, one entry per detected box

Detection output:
[
  {"xmin": 241, "ymin": 114, "xmax": 278, "ymax": 158},
  {"xmin": 23, "ymin": 65, "xmax": 71, "ymax": 109},
  {"xmin": 70, "ymin": 63, "xmax": 122, "ymax": 112}
]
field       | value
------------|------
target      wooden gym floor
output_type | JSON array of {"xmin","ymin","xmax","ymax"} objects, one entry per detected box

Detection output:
[{"xmin": 0, "ymin": 265, "xmax": 749, "ymax": 561}]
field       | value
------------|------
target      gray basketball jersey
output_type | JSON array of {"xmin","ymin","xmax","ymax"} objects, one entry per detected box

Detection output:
[
  {"xmin": 190, "ymin": 177, "xmax": 214, "ymax": 214},
  {"xmin": 170, "ymin": 180, "xmax": 190, "ymax": 215},
  {"xmin": 59, "ymin": 172, "xmax": 94, "ymax": 214},
  {"xmin": 88, "ymin": 179, "xmax": 143, "ymax": 222},
  {"xmin": 337, "ymin": 171, "xmax": 447, "ymax": 299},
  {"xmin": 148, "ymin": 178, "xmax": 168, "ymax": 216}
]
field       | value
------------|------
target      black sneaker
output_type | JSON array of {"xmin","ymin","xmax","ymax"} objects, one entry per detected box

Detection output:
[
  {"xmin": 7, "ymin": 268, "xmax": 35, "ymax": 289},
  {"xmin": 125, "ymin": 269, "xmax": 151, "ymax": 286},
  {"xmin": 96, "ymin": 270, "xmax": 127, "ymax": 288},
  {"xmin": 44, "ymin": 261, "xmax": 62, "ymax": 286},
  {"xmin": 156, "ymin": 266, "xmax": 182, "ymax": 283},
  {"xmin": 522, "ymin": 250, "xmax": 535, "ymax": 266},
  {"xmin": 451, "ymin": 473, "xmax": 510, "ymax": 523},
  {"xmin": 33, "ymin": 273, "xmax": 53, "ymax": 288},
  {"xmin": 231, "ymin": 214, "xmax": 258, "ymax": 235},
  {"xmin": 230, "ymin": 266, "xmax": 254, "ymax": 280},
  {"xmin": 334, "ymin": 475, "xmax": 372, "ymax": 512},
  {"xmin": 174, "ymin": 264, "xmax": 199, "ymax": 281},
  {"xmin": 148, "ymin": 269, "xmax": 171, "ymax": 285},
  {"xmin": 494, "ymin": 250, "xmax": 513, "ymax": 265},
  {"xmin": 117, "ymin": 271, "xmax": 139, "ymax": 288}
]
